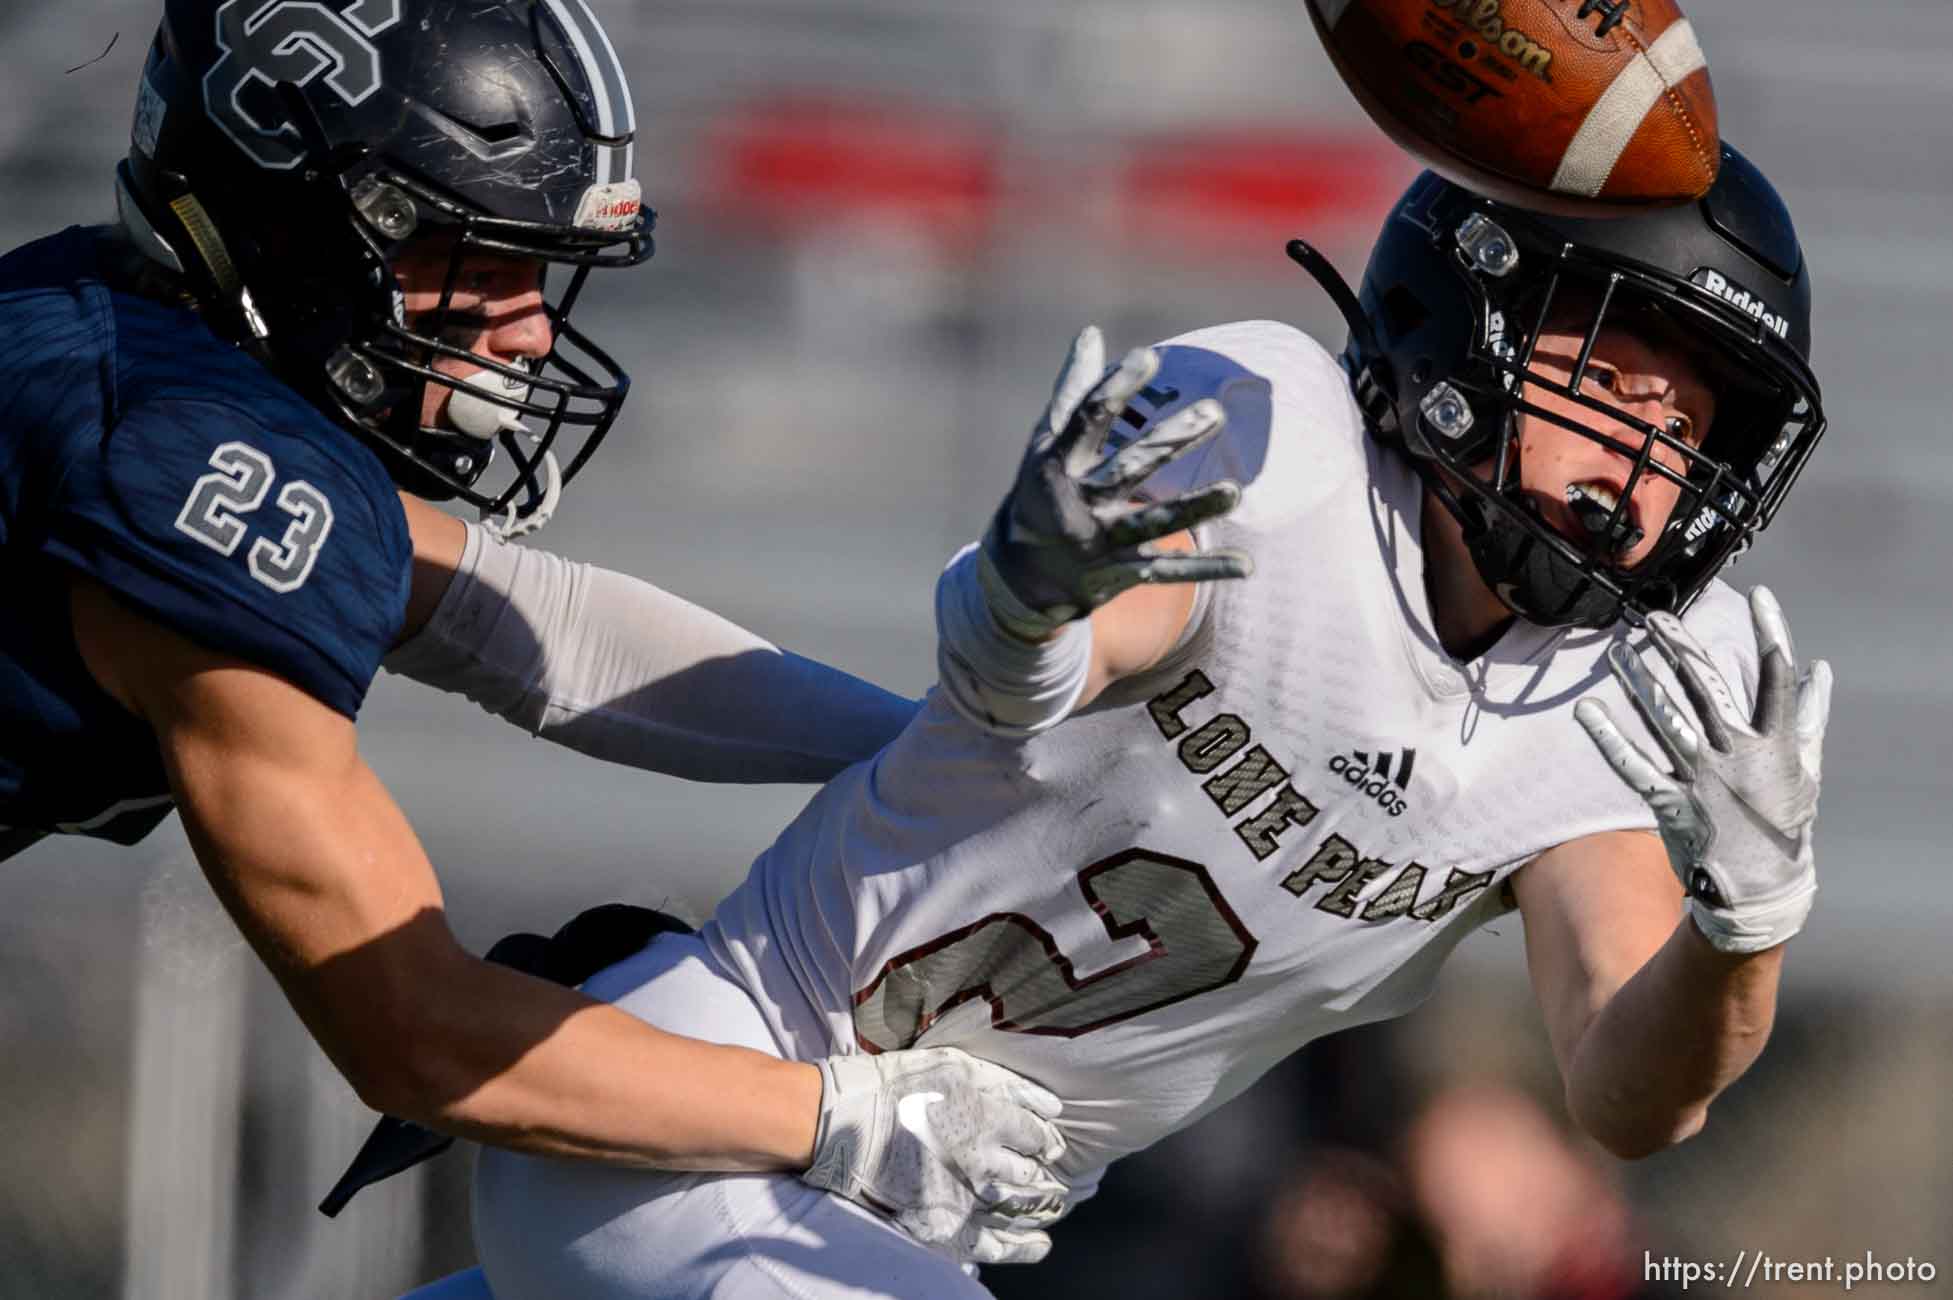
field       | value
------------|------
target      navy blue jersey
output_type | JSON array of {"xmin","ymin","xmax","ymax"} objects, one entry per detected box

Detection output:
[{"xmin": 0, "ymin": 228, "xmax": 411, "ymax": 848}]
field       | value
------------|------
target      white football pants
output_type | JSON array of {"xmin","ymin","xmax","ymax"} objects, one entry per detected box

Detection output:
[{"xmin": 469, "ymin": 933, "xmax": 992, "ymax": 1300}]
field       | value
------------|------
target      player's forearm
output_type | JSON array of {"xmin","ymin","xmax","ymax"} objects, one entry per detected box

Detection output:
[
  {"xmin": 162, "ymin": 699, "xmax": 824, "ymax": 1176},
  {"xmin": 935, "ymin": 535, "xmax": 1203, "ymax": 737},
  {"xmin": 210, "ymin": 848, "xmax": 825, "ymax": 1174},
  {"xmin": 389, "ymin": 520, "xmax": 917, "ymax": 781},
  {"xmin": 361, "ymin": 952, "xmax": 821, "ymax": 1172},
  {"xmin": 229, "ymin": 852, "xmax": 825, "ymax": 1174},
  {"xmin": 1565, "ymin": 917, "xmax": 1783, "ymax": 1158}
]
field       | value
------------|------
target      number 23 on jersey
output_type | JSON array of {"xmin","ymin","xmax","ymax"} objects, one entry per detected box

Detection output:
[{"xmin": 173, "ymin": 441, "xmax": 335, "ymax": 593}]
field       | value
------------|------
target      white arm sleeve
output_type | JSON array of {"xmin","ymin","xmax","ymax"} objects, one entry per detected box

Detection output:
[
  {"xmin": 384, "ymin": 523, "xmax": 920, "ymax": 783},
  {"xmin": 934, "ymin": 544, "xmax": 1092, "ymax": 738}
]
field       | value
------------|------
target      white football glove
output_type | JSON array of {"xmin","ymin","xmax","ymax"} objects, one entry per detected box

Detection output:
[
  {"xmin": 801, "ymin": 1048, "xmax": 1070, "ymax": 1265},
  {"xmin": 1575, "ymin": 586, "xmax": 1833, "ymax": 954},
  {"xmin": 978, "ymin": 326, "xmax": 1251, "ymax": 640}
]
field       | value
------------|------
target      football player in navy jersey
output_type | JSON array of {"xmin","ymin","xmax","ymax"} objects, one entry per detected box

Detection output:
[{"xmin": 0, "ymin": 0, "xmax": 1080, "ymax": 1265}]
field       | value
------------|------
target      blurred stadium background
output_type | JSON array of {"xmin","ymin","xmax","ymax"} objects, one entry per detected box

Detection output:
[{"xmin": 3, "ymin": 0, "xmax": 1950, "ymax": 1296}]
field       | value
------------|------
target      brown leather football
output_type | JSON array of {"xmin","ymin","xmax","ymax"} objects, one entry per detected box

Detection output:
[{"xmin": 1306, "ymin": 0, "xmax": 1720, "ymax": 214}]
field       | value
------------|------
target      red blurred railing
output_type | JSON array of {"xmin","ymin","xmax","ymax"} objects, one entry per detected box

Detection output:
[{"xmin": 704, "ymin": 95, "xmax": 1414, "ymax": 260}]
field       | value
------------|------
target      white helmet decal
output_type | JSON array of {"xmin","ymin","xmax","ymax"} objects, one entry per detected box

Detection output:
[{"xmin": 203, "ymin": 0, "xmax": 404, "ymax": 170}]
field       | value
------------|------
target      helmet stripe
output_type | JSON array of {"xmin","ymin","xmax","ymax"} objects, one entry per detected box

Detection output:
[
  {"xmin": 1550, "ymin": 20, "xmax": 1706, "ymax": 199},
  {"xmin": 538, "ymin": 0, "xmax": 633, "ymax": 140},
  {"xmin": 573, "ymin": 0, "xmax": 636, "ymax": 135},
  {"xmin": 592, "ymin": 142, "xmax": 631, "ymax": 190}
]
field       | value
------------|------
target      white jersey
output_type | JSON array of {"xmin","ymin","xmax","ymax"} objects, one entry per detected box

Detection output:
[{"xmin": 702, "ymin": 321, "xmax": 1759, "ymax": 1196}]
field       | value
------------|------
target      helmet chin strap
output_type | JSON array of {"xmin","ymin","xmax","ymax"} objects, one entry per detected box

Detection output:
[
  {"xmin": 1413, "ymin": 454, "xmax": 1624, "ymax": 631},
  {"xmin": 482, "ymin": 452, "xmax": 561, "ymax": 542},
  {"xmin": 1463, "ymin": 506, "xmax": 1623, "ymax": 629},
  {"xmin": 447, "ymin": 369, "xmax": 562, "ymax": 541},
  {"xmin": 113, "ymin": 166, "xmax": 185, "ymax": 274}
]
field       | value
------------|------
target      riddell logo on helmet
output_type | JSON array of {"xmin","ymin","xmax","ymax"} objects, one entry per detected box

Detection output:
[
  {"xmin": 1694, "ymin": 270, "xmax": 1790, "ymax": 340},
  {"xmin": 1327, "ymin": 750, "xmax": 1414, "ymax": 818},
  {"xmin": 575, "ymin": 181, "xmax": 643, "ymax": 234}
]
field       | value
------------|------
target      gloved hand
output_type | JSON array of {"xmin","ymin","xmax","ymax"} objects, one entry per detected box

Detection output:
[
  {"xmin": 979, "ymin": 326, "xmax": 1251, "ymax": 640},
  {"xmin": 802, "ymin": 1048, "xmax": 1069, "ymax": 1265},
  {"xmin": 1576, "ymin": 586, "xmax": 1833, "ymax": 954}
]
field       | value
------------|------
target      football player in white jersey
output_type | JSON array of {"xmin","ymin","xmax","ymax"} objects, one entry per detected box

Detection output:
[{"xmin": 436, "ymin": 144, "xmax": 1831, "ymax": 1300}]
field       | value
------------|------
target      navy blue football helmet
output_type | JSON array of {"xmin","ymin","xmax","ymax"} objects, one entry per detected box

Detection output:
[
  {"xmin": 117, "ymin": 0, "xmax": 656, "ymax": 531},
  {"xmin": 1293, "ymin": 144, "xmax": 1825, "ymax": 629}
]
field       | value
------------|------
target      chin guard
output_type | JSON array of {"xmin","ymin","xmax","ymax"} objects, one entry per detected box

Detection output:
[{"xmin": 1465, "ymin": 503, "xmax": 1629, "ymax": 628}]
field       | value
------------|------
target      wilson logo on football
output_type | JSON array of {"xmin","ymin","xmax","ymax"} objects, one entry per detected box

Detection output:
[
  {"xmin": 1426, "ymin": 0, "xmax": 1554, "ymax": 80},
  {"xmin": 1327, "ymin": 749, "xmax": 1415, "ymax": 817}
]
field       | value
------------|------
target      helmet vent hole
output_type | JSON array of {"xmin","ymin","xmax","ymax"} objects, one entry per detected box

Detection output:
[{"xmin": 455, "ymin": 117, "xmax": 525, "ymax": 146}]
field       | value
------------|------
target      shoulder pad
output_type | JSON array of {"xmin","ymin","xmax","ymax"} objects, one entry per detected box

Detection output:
[
  {"xmin": 1112, "ymin": 335, "xmax": 1276, "ymax": 503},
  {"xmin": 1129, "ymin": 321, "xmax": 1365, "ymax": 524}
]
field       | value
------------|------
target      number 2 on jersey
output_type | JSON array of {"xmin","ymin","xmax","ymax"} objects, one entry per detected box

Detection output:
[
  {"xmin": 173, "ymin": 442, "xmax": 335, "ymax": 593},
  {"xmin": 853, "ymin": 849, "xmax": 1257, "ymax": 1052}
]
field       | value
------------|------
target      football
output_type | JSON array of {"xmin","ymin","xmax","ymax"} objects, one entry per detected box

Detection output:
[{"xmin": 1306, "ymin": 0, "xmax": 1720, "ymax": 214}]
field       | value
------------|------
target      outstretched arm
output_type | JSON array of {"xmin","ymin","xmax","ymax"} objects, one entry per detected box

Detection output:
[
  {"xmin": 1517, "ymin": 586, "xmax": 1830, "ymax": 1158},
  {"xmin": 936, "ymin": 326, "xmax": 1251, "ymax": 737},
  {"xmin": 1513, "ymin": 830, "xmax": 1782, "ymax": 1158},
  {"xmin": 71, "ymin": 574, "xmax": 1066, "ymax": 1263},
  {"xmin": 74, "ymin": 568, "xmax": 818, "ymax": 1170},
  {"xmin": 392, "ymin": 495, "xmax": 918, "ymax": 783}
]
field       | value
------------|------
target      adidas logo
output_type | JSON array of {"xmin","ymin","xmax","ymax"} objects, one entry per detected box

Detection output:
[{"xmin": 1327, "ymin": 748, "xmax": 1415, "ymax": 818}]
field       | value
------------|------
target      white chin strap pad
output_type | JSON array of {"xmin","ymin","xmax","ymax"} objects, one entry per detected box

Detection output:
[
  {"xmin": 446, "ymin": 368, "xmax": 533, "ymax": 440},
  {"xmin": 482, "ymin": 452, "xmax": 561, "ymax": 541}
]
